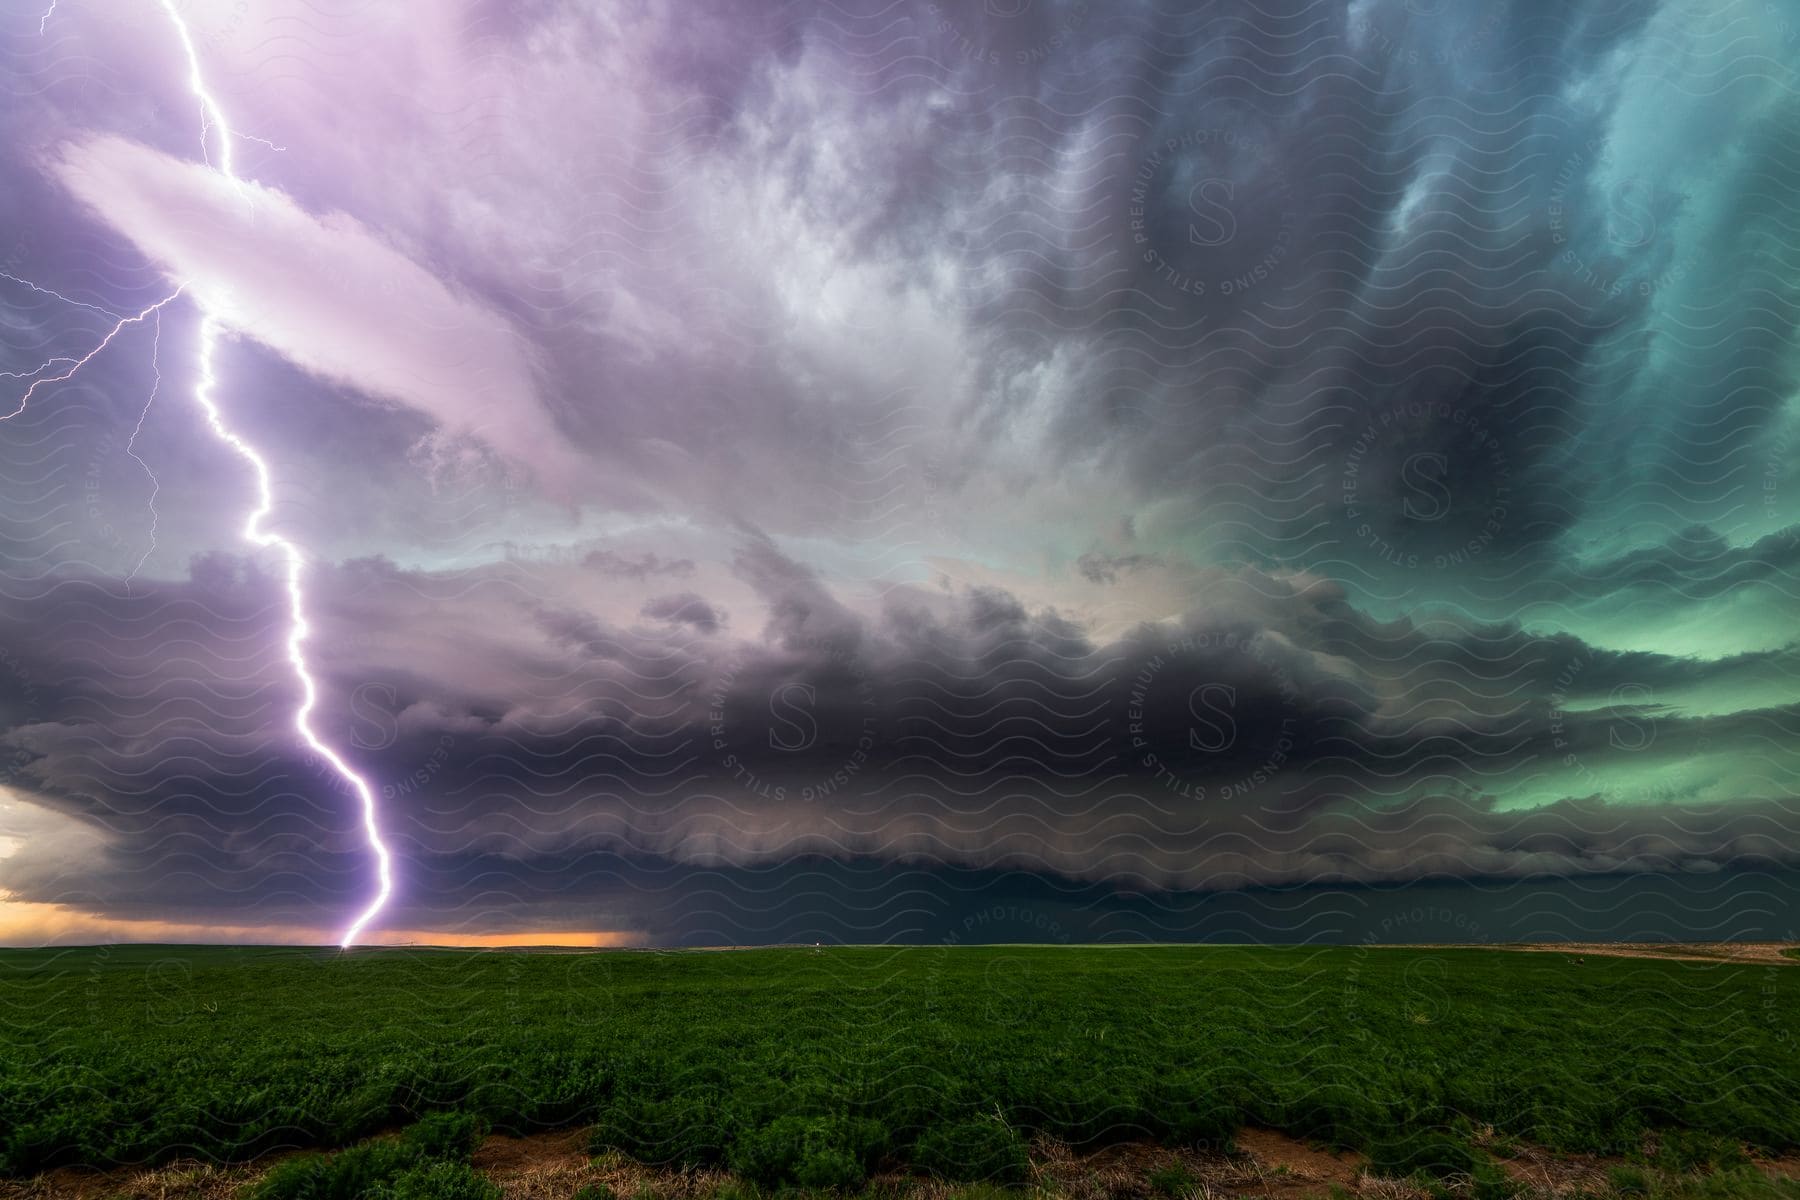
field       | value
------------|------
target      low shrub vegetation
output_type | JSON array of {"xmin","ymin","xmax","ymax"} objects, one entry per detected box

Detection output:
[
  {"xmin": 249, "ymin": 1112, "xmax": 485, "ymax": 1200},
  {"xmin": 2, "ymin": 945, "xmax": 1797, "ymax": 1186}
]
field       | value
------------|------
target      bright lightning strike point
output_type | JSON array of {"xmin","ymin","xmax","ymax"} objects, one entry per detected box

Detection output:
[
  {"xmin": 184, "ymin": 317, "xmax": 393, "ymax": 948},
  {"xmin": 152, "ymin": 0, "xmax": 393, "ymax": 948},
  {"xmin": 21, "ymin": 0, "xmax": 396, "ymax": 947}
]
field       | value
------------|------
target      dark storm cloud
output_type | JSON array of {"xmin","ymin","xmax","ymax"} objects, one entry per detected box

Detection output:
[
  {"xmin": 641, "ymin": 593, "xmax": 724, "ymax": 634},
  {"xmin": 827, "ymin": 0, "xmax": 1800, "ymax": 602},
  {"xmin": 1076, "ymin": 550, "xmax": 1164, "ymax": 584},
  {"xmin": 5, "ymin": 0, "xmax": 1796, "ymax": 561},
  {"xmin": 2, "ymin": 0, "xmax": 1797, "ymax": 943},
  {"xmin": 1546, "ymin": 526, "xmax": 1800, "ymax": 601},
  {"xmin": 584, "ymin": 551, "xmax": 696, "ymax": 581},
  {"xmin": 3, "ymin": 537, "xmax": 1795, "ymax": 940}
]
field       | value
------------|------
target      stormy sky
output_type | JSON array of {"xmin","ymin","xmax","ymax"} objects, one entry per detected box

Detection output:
[{"xmin": 1, "ymin": 0, "xmax": 1797, "ymax": 947}]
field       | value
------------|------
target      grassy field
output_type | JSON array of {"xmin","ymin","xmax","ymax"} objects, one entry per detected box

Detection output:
[{"xmin": 2, "ymin": 944, "xmax": 1797, "ymax": 1195}]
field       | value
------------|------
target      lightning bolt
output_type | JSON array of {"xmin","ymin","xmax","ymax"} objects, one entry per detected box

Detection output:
[
  {"xmin": 2, "ymin": 275, "xmax": 168, "ymax": 592},
  {"xmin": 0, "ymin": 270, "xmax": 121, "ymax": 319},
  {"xmin": 13, "ymin": 1, "xmax": 394, "ymax": 946},
  {"xmin": 123, "ymin": 309, "xmax": 163, "ymax": 592},
  {"xmin": 183, "ymin": 316, "xmax": 393, "ymax": 947},
  {"xmin": 151, "ymin": 0, "xmax": 393, "ymax": 948},
  {"xmin": 1, "ymin": 290, "xmax": 184, "ymax": 421},
  {"xmin": 1, "ymin": 356, "xmax": 73, "ymax": 380}
]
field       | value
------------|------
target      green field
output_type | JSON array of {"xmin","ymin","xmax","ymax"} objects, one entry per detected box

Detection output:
[{"xmin": 2, "ymin": 945, "xmax": 1798, "ymax": 1191}]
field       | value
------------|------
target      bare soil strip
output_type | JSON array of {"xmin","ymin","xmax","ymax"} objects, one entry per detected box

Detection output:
[
  {"xmin": 6, "ymin": 1129, "xmax": 1800, "ymax": 1200},
  {"xmin": 1489, "ymin": 942, "xmax": 1799, "ymax": 966}
]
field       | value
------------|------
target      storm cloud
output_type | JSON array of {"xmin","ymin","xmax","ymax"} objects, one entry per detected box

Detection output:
[{"xmin": 0, "ymin": 0, "xmax": 1796, "ymax": 945}]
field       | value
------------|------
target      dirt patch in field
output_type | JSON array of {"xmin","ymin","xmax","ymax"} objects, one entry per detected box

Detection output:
[
  {"xmin": 6, "ymin": 1132, "xmax": 1800, "ymax": 1200},
  {"xmin": 470, "ymin": 1129, "xmax": 1376, "ymax": 1200},
  {"xmin": 1029, "ymin": 1137, "xmax": 1201, "ymax": 1200},
  {"xmin": 1024, "ymin": 1130, "xmax": 1381, "ymax": 1200},
  {"xmin": 475, "ymin": 1130, "xmax": 594, "ymax": 1200},
  {"xmin": 0, "ymin": 1160, "xmax": 262, "ymax": 1200},
  {"xmin": 1486, "ymin": 1142, "xmax": 1624, "ymax": 1196},
  {"xmin": 1235, "ymin": 1127, "xmax": 1365, "ymax": 1188},
  {"xmin": 481, "ymin": 1136, "xmax": 734, "ymax": 1200},
  {"xmin": 1759, "ymin": 1154, "xmax": 1800, "ymax": 1180},
  {"xmin": 1490, "ymin": 942, "xmax": 1800, "ymax": 966}
]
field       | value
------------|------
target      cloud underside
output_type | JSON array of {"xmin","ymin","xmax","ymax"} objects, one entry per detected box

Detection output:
[{"xmin": 1, "ymin": 539, "xmax": 1793, "ymax": 936}]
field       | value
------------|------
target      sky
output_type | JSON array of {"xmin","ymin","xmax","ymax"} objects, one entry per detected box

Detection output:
[{"xmin": 0, "ymin": 0, "xmax": 1797, "ymax": 947}]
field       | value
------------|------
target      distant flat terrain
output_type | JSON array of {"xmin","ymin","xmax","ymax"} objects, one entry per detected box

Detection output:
[
  {"xmin": 1495, "ymin": 942, "xmax": 1800, "ymax": 965},
  {"xmin": 2, "ymin": 944, "xmax": 1798, "ymax": 1197}
]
